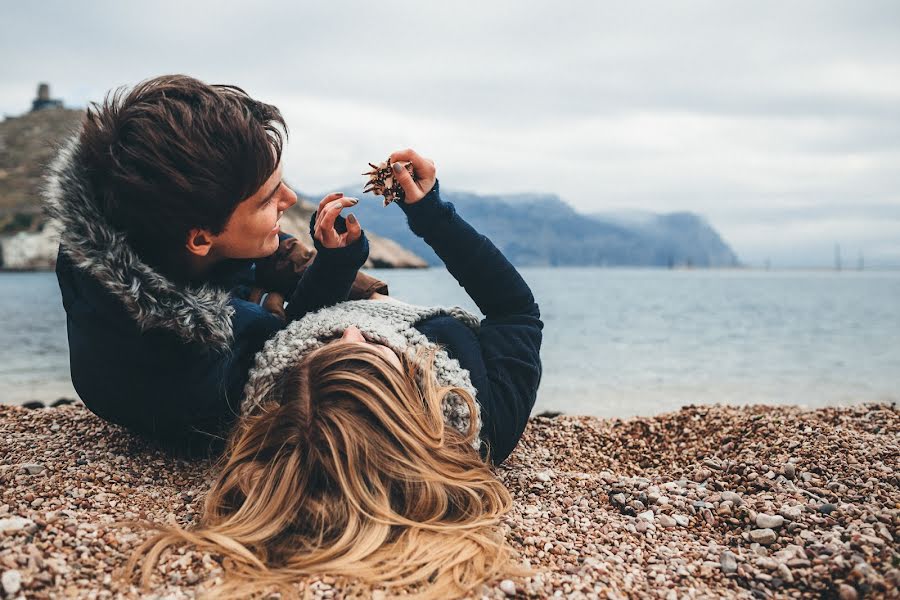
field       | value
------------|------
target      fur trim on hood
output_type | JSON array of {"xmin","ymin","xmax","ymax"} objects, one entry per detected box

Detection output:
[{"xmin": 42, "ymin": 136, "xmax": 236, "ymax": 351}]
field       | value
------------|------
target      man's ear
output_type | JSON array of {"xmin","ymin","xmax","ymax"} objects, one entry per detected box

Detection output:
[{"xmin": 185, "ymin": 228, "xmax": 215, "ymax": 257}]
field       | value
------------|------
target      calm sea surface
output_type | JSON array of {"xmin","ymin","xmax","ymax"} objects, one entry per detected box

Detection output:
[{"xmin": 1, "ymin": 268, "xmax": 898, "ymax": 417}]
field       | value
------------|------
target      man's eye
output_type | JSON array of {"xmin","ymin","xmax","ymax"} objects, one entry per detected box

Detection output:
[{"xmin": 263, "ymin": 182, "xmax": 283, "ymax": 206}]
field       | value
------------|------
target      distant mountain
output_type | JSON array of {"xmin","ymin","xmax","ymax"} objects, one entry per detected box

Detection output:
[
  {"xmin": 323, "ymin": 186, "xmax": 740, "ymax": 268},
  {"xmin": 591, "ymin": 209, "xmax": 741, "ymax": 268}
]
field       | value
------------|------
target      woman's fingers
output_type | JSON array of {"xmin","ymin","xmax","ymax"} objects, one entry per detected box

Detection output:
[
  {"xmin": 388, "ymin": 148, "xmax": 437, "ymax": 204},
  {"xmin": 315, "ymin": 197, "xmax": 360, "ymax": 248},
  {"xmin": 345, "ymin": 213, "xmax": 361, "ymax": 244},
  {"xmin": 391, "ymin": 161, "xmax": 424, "ymax": 203},
  {"xmin": 389, "ymin": 148, "xmax": 437, "ymax": 179},
  {"xmin": 314, "ymin": 197, "xmax": 358, "ymax": 231},
  {"xmin": 317, "ymin": 192, "xmax": 344, "ymax": 216}
]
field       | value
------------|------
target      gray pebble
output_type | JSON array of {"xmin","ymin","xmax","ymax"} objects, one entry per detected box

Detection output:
[
  {"xmin": 782, "ymin": 463, "xmax": 796, "ymax": 479},
  {"xmin": 658, "ymin": 514, "xmax": 677, "ymax": 528},
  {"xmin": 779, "ymin": 505, "xmax": 803, "ymax": 520},
  {"xmin": 21, "ymin": 463, "xmax": 44, "ymax": 475},
  {"xmin": 777, "ymin": 563, "xmax": 794, "ymax": 583},
  {"xmin": 755, "ymin": 513, "xmax": 785, "ymax": 529},
  {"xmin": 818, "ymin": 503, "xmax": 837, "ymax": 515},
  {"xmin": 749, "ymin": 528, "xmax": 777, "ymax": 545},
  {"xmin": 720, "ymin": 551, "xmax": 738, "ymax": 574},
  {"xmin": 721, "ymin": 491, "xmax": 742, "ymax": 505}
]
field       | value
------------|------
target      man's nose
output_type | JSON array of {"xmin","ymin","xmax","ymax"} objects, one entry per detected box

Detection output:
[
  {"xmin": 280, "ymin": 186, "xmax": 298, "ymax": 210},
  {"xmin": 341, "ymin": 326, "xmax": 365, "ymax": 342}
]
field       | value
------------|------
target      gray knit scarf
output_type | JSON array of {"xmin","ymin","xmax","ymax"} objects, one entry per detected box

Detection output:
[{"xmin": 242, "ymin": 298, "xmax": 483, "ymax": 450}]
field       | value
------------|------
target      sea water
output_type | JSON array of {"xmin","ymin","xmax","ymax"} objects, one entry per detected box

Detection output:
[{"xmin": 1, "ymin": 268, "xmax": 898, "ymax": 417}]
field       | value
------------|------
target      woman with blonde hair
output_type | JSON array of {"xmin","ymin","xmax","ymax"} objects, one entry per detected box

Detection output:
[{"xmin": 129, "ymin": 149, "xmax": 543, "ymax": 598}]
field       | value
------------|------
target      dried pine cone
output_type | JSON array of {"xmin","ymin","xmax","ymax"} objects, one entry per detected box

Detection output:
[{"xmin": 362, "ymin": 158, "xmax": 416, "ymax": 206}]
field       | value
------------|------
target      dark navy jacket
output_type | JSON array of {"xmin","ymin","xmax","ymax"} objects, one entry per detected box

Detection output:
[
  {"xmin": 402, "ymin": 182, "xmax": 543, "ymax": 464},
  {"xmin": 45, "ymin": 138, "xmax": 367, "ymax": 454}
]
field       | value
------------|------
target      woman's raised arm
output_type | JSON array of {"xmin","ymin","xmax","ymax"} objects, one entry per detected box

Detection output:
[{"xmin": 390, "ymin": 149, "xmax": 543, "ymax": 464}]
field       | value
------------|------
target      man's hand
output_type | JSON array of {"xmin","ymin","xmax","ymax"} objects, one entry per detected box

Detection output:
[
  {"xmin": 313, "ymin": 192, "xmax": 362, "ymax": 248},
  {"xmin": 388, "ymin": 148, "xmax": 437, "ymax": 205}
]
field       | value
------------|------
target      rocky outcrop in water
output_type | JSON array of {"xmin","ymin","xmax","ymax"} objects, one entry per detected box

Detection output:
[{"xmin": 0, "ymin": 222, "xmax": 60, "ymax": 270}]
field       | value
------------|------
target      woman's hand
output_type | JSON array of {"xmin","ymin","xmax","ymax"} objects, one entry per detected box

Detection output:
[
  {"xmin": 389, "ymin": 148, "xmax": 437, "ymax": 204},
  {"xmin": 313, "ymin": 192, "xmax": 362, "ymax": 248}
]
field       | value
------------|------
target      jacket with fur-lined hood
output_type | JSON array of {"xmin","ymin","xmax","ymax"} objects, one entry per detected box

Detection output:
[{"xmin": 43, "ymin": 136, "xmax": 369, "ymax": 454}]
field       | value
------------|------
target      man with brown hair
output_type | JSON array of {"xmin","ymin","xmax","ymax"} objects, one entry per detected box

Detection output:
[{"xmin": 44, "ymin": 75, "xmax": 384, "ymax": 453}]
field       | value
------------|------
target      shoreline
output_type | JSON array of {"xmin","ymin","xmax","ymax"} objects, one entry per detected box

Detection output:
[{"xmin": 0, "ymin": 402, "xmax": 897, "ymax": 598}]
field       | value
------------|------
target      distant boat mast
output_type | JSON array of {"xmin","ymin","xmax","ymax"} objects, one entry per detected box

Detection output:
[{"xmin": 834, "ymin": 243, "xmax": 842, "ymax": 272}]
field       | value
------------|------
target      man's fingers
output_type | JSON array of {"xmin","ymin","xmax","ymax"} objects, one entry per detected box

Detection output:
[
  {"xmin": 262, "ymin": 291, "xmax": 286, "ymax": 321},
  {"xmin": 247, "ymin": 287, "xmax": 265, "ymax": 304}
]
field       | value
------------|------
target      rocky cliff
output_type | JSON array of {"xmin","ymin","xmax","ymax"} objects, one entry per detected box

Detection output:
[{"xmin": 0, "ymin": 108, "xmax": 426, "ymax": 270}]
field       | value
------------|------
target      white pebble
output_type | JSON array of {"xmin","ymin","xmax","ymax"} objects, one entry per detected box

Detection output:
[
  {"xmin": 0, "ymin": 517, "xmax": 33, "ymax": 534},
  {"xmin": 638, "ymin": 510, "xmax": 655, "ymax": 523},
  {"xmin": 21, "ymin": 463, "xmax": 44, "ymax": 475},
  {"xmin": 499, "ymin": 579, "xmax": 517, "ymax": 595},
  {"xmin": 2, "ymin": 570, "xmax": 22, "ymax": 595}
]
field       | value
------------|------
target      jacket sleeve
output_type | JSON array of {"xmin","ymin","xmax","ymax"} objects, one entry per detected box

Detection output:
[
  {"xmin": 398, "ymin": 181, "xmax": 543, "ymax": 465},
  {"xmin": 282, "ymin": 215, "xmax": 370, "ymax": 322}
]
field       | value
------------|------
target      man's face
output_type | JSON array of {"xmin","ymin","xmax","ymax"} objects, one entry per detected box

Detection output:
[{"xmin": 211, "ymin": 162, "xmax": 298, "ymax": 259}]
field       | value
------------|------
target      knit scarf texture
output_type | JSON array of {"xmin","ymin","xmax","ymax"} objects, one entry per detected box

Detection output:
[{"xmin": 243, "ymin": 299, "xmax": 483, "ymax": 449}]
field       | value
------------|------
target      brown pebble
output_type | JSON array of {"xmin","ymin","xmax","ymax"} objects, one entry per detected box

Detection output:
[{"xmin": 0, "ymin": 402, "xmax": 896, "ymax": 598}]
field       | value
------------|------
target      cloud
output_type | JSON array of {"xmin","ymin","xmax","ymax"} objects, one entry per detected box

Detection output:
[{"xmin": 2, "ymin": 0, "xmax": 899, "ymax": 265}]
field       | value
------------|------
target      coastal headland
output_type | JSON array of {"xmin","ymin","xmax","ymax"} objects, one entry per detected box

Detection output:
[{"xmin": 0, "ymin": 402, "xmax": 896, "ymax": 598}]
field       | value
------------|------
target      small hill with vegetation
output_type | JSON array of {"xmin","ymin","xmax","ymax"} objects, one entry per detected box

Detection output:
[{"xmin": 0, "ymin": 107, "xmax": 85, "ymax": 233}]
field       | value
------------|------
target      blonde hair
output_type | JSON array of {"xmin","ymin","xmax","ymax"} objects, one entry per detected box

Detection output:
[{"xmin": 127, "ymin": 342, "xmax": 526, "ymax": 598}]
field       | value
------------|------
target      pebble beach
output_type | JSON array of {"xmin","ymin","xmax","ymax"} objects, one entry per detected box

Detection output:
[{"xmin": 0, "ymin": 402, "xmax": 897, "ymax": 599}]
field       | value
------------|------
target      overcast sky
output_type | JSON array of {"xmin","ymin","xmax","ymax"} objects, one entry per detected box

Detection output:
[{"xmin": 3, "ymin": 1, "xmax": 899, "ymax": 267}]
